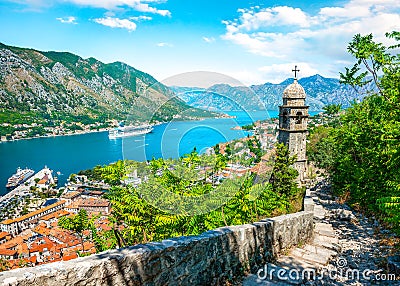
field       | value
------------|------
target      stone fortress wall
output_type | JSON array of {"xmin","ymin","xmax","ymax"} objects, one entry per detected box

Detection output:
[{"xmin": 0, "ymin": 198, "xmax": 315, "ymax": 286}]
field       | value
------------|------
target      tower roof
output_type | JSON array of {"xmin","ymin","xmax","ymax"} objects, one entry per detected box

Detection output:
[{"xmin": 283, "ymin": 79, "xmax": 306, "ymax": 99}]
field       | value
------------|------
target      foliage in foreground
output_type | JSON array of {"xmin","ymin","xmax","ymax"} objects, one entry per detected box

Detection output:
[
  {"xmin": 308, "ymin": 31, "xmax": 400, "ymax": 232},
  {"xmin": 63, "ymin": 143, "xmax": 302, "ymax": 250}
]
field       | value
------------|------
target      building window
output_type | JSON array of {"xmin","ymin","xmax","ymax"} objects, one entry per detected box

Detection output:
[
  {"xmin": 295, "ymin": 111, "xmax": 303, "ymax": 124},
  {"xmin": 282, "ymin": 110, "xmax": 289, "ymax": 127}
]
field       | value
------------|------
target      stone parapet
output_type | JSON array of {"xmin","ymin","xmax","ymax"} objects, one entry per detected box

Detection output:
[{"xmin": 0, "ymin": 210, "xmax": 314, "ymax": 286}]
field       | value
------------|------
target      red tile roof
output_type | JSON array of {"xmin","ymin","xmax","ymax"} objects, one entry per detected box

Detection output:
[
  {"xmin": 29, "ymin": 237, "xmax": 55, "ymax": 253},
  {"xmin": 62, "ymin": 253, "xmax": 78, "ymax": 261},
  {"xmin": 0, "ymin": 200, "xmax": 66, "ymax": 225},
  {"xmin": 0, "ymin": 232, "xmax": 9, "ymax": 240},
  {"xmin": 0, "ymin": 248, "xmax": 16, "ymax": 256}
]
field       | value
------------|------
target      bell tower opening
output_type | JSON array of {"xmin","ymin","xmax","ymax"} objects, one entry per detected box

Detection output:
[
  {"xmin": 282, "ymin": 110, "xmax": 289, "ymax": 127},
  {"xmin": 295, "ymin": 111, "xmax": 303, "ymax": 125}
]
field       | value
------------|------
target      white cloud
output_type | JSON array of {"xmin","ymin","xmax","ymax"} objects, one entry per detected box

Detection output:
[
  {"xmin": 130, "ymin": 15, "xmax": 152, "ymax": 21},
  {"xmin": 320, "ymin": 0, "xmax": 400, "ymax": 19},
  {"xmin": 156, "ymin": 42, "xmax": 173, "ymax": 47},
  {"xmin": 234, "ymin": 6, "xmax": 310, "ymax": 31},
  {"xmin": 94, "ymin": 16, "xmax": 137, "ymax": 31},
  {"xmin": 222, "ymin": 0, "xmax": 400, "ymax": 81},
  {"xmin": 13, "ymin": 0, "xmax": 171, "ymax": 16},
  {"xmin": 56, "ymin": 16, "xmax": 77, "ymax": 24},
  {"xmin": 258, "ymin": 63, "xmax": 319, "ymax": 83},
  {"xmin": 202, "ymin": 36, "xmax": 215, "ymax": 43},
  {"xmin": 66, "ymin": 0, "xmax": 171, "ymax": 16},
  {"xmin": 133, "ymin": 2, "xmax": 170, "ymax": 16}
]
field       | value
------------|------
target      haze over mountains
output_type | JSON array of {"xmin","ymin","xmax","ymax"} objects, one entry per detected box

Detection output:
[{"xmin": 171, "ymin": 75, "xmax": 368, "ymax": 111}]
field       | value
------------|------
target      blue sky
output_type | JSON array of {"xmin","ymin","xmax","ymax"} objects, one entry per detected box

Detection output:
[{"xmin": 0, "ymin": 0, "xmax": 399, "ymax": 86}]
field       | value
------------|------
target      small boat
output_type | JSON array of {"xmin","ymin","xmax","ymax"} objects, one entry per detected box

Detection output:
[
  {"xmin": 6, "ymin": 168, "xmax": 35, "ymax": 190},
  {"xmin": 109, "ymin": 123, "xmax": 153, "ymax": 139}
]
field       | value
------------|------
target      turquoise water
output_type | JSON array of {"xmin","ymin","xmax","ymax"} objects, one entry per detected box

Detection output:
[{"xmin": 0, "ymin": 110, "xmax": 319, "ymax": 195}]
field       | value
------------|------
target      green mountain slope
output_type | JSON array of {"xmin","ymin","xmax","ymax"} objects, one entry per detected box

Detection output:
[{"xmin": 0, "ymin": 43, "xmax": 214, "ymax": 136}]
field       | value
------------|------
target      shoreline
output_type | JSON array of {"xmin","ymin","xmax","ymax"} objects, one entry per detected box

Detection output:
[
  {"xmin": 0, "ymin": 114, "xmax": 234, "ymax": 143},
  {"xmin": 0, "ymin": 128, "xmax": 111, "ymax": 143}
]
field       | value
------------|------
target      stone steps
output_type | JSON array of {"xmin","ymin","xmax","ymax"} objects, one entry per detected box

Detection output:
[
  {"xmin": 277, "ymin": 256, "xmax": 318, "ymax": 270},
  {"xmin": 243, "ymin": 223, "xmax": 339, "ymax": 285},
  {"xmin": 243, "ymin": 274, "xmax": 300, "ymax": 286},
  {"xmin": 243, "ymin": 185, "xmax": 339, "ymax": 285},
  {"xmin": 313, "ymin": 205, "xmax": 327, "ymax": 220},
  {"xmin": 290, "ymin": 244, "xmax": 333, "ymax": 266}
]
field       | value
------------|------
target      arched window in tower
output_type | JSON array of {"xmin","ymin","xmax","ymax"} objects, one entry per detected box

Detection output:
[
  {"xmin": 295, "ymin": 111, "xmax": 303, "ymax": 125},
  {"xmin": 282, "ymin": 110, "xmax": 289, "ymax": 127}
]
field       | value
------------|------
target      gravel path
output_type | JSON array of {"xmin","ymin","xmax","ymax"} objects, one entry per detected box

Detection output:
[{"xmin": 243, "ymin": 178, "xmax": 400, "ymax": 285}]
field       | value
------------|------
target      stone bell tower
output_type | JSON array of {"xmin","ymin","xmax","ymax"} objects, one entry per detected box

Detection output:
[{"xmin": 278, "ymin": 66, "xmax": 309, "ymax": 182}]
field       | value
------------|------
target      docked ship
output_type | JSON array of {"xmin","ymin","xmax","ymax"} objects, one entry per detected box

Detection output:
[
  {"xmin": 108, "ymin": 123, "xmax": 153, "ymax": 139},
  {"xmin": 6, "ymin": 168, "xmax": 35, "ymax": 190}
]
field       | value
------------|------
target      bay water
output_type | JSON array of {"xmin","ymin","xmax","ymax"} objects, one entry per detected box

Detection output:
[{"xmin": 0, "ymin": 110, "xmax": 319, "ymax": 195}]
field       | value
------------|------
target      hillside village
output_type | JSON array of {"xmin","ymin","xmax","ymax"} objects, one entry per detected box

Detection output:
[{"xmin": 0, "ymin": 169, "xmax": 113, "ymax": 268}]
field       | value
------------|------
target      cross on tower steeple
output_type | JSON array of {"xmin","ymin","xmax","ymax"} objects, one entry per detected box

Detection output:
[{"xmin": 292, "ymin": 65, "xmax": 300, "ymax": 79}]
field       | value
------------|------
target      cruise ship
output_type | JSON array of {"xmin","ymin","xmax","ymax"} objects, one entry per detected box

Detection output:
[
  {"xmin": 108, "ymin": 124, "xmax": 153, "ymax": 139},
  {"xmin": 6, "ymin": 168, "xmax": 35, "ymax": 190}
]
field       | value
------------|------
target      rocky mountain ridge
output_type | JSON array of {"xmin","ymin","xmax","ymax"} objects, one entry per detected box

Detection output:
[
  {"xmin": 171, "ymin": 74, "xmax": 371, "ymax": 111},
  {"xmin": 0, "ymin": 43, "xmax": 213, "ymax": 126}
]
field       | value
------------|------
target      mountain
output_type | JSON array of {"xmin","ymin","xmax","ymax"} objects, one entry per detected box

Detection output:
[
  {"xmin": 171, "ymin": 74, "xmax": 369, "ymax": 111},
  {"xmin": 174, "ymin": 84, "xmax": 265, "ymax": 111},
  {"xmin": 0, "ymin": 43, "xmax": 214, "ymax": 127}
]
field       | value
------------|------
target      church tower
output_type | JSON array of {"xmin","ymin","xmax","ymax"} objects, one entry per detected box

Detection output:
[{"xmin": 278, "ymin": 66, "xmax": 309, "ymax": 182}]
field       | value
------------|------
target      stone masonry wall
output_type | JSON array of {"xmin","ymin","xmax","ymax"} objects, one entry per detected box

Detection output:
[{"xmin": 0, "ymin": 211, "xmax": 314, "ymax": 286}]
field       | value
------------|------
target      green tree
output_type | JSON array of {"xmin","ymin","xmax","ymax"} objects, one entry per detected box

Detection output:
[
  {"xmin": 340, "ymin": 31, "xmax": 400, "ymax": 106},
  {"xmin": 214, "ymin": 143, "xmax": 220, "ymax": 155},
  {"xmin": 247, "ymin": 138, "xmax": 263, "ymax": 163},
  {"xmin": 100, "ymin": 160, "xmax": 127, "ymax": 185},
  {"xmin": 88, "ymin": 146, "xmax": 303, "ymax": 251},
  {"xmin": 322, "ymin": 103, "xmax": 342, "ymax": 115},
  {"xmin": 308, "ymin": 31, "xmax": 400, "ymax": 228},
  {"xmin": 182, "ymin": 149, "xmax": 200, "ymax": 168},
  {"xmin": 0, "ymin": 258, "xmax": 10, "ymax": 272},
  {"xmin": 377, "ymin": 195, "xmax": 400, "ymax": 233},
  {"xmin": 224, "ymin": 144, "xmax": 232, "ymax": 157},
  {"xmin": 21, "ymin": 206, "xmax": 29, "ymax": 215},
  {"xmin": 69, "ymin": 174, "xmax": 77, "ymax": 183},
  {"xmin": 106, "ymin": 186, "xmax": 158, "ymax": 245},
  {"xmin": 307, "ymin": 126, "xmax": 337, "ymax": 172},
  {"xmin": 58, "ymin": 209, "xmax": 91, "ymax": 253},
  {"xmin": 269, "ymin": 143, "xmax": 300, "ymax": 201}
]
